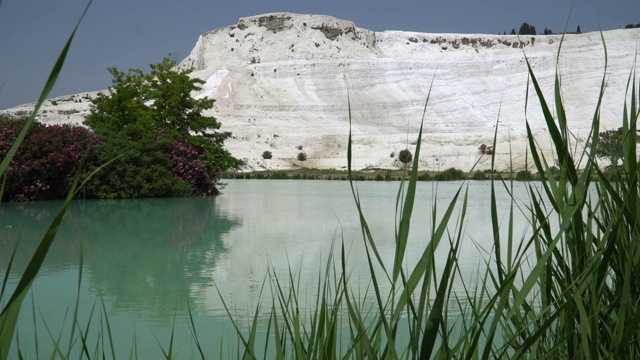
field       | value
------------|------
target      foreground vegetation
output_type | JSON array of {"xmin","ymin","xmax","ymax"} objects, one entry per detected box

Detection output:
[
  {"xmin": 217, "ymin": 39, "xmax": 639, "ymax": 358},
  {"xmin": 1, "ymin": 5, "xmax": 639, "ymax": 359}
]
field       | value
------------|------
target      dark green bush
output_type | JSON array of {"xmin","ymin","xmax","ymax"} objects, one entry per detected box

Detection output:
[
  {"xmin": 262, "ymin": 150, "xmax": 273, "ymax": 159},
  {"xmin": 515, "ymin": 170, "xmax": 534, "ymax": 181},
  {"xmin": 417, "ymin": 172, "xmax": 432, "ymax": 181},
  {"xmin": 471, "ymin": 170, "xmax": 486, "ymax": 180},
  {"xmin": 82, "ymin": 134, "xmax": 192, "ymax": 199},
  {"xmin": 434, "ymin": 167, "xmax": 465, "ymax": 181},
  {"xmin": 297, "ymin": 152, "xmax": 307, "ymax": 161},
  {"xmin": 270, "ymin": 172, "xmax": 288, "ymax": 179},
  {"xmin": 399, "ymin": 149, "xmax": 412, "ymax": 164}
]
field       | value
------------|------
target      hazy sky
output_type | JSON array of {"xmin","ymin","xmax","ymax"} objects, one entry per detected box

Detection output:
[{"xmin": 1, "ymin": 0, "xmax": 638, "ymax": 109}]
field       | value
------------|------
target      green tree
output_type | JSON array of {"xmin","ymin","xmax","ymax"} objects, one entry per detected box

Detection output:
[
  {"xmin": 85, "ymin": 56, "xmax": 241, "ymax": 171},
  {"xmin": 518, "ymin": 22, "xmax": 536, "ymax": 35},
  {"xmin": 83, "ymin": 57, "xmax": 241, "ymax": 198},
  {"xmin": 591, "ymin": 128, "xmax": 624, "ymax": 168}
]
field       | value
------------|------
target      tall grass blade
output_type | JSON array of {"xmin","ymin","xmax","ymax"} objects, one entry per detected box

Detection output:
[
  {"xmin": 0, "ymin": 0, "xmax": 92, "ymax": 178},
  {"xmin": 186, "ymin": 301, "xmax": 206, "ymax": 360},
  {"xmin": 0, "ymin": 2, "xmax": 92, "ymax": 359},
  {"xmin": 0, "ymin": 171, "xmax": 83, "ymax": 359},
  {"xmin": 0, "ymin": 242, "xmax": 19, "ymax": 301},
  {"xmin": 393, "ymin": 80, "xmax": 432, "ymax": 283}
]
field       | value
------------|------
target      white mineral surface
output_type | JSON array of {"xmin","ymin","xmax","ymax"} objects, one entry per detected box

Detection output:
[{"xmin": 3, "ymin": 13, "xmax": 639, "ymax": 172}]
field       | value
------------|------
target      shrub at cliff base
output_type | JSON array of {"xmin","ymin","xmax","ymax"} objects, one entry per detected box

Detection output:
[
  {"xmin": 433, "ymin": 167, "xmax": 465, "ymax": 181},
  {"xmin": 0, "ymin": 116, "xmax": 101, "ymax": 201}
]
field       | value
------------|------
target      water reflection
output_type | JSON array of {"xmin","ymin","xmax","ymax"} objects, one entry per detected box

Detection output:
[
  {"xmin": 0, "ymin": 180, "xmax": 543, "ymax": 358},
  {"xmin": 0, "ymin": 197, "xmax": 241, "ymax": 322}
]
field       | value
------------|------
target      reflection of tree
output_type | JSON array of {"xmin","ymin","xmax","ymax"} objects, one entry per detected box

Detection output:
[
  {"xmin": 0, "ymin": 201, "xmax": 74, "ymax": 271},
  {"xmin": 0, "ymin": 197, "xmax": 240, "ymax": 322}
]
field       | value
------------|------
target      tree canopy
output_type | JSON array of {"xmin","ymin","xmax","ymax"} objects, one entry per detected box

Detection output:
[
  {"xmin": 592, "ymin": 128, "xmax": 624, "ymax": 168},
  {"xmin": 83, "ymin": 57, "xmax": 241, "ymax": 198},
  {"xmin": 518, "ymin": 22, "xmax": 536, "ymax": 35},
  {"xmin": 85, "ymin": 57, "xmax": 241, "ymax": 171}
]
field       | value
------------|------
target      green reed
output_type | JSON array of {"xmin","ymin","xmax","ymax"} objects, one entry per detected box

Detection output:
[
  {"xmin": 220, "ymin": 35, "xmax": 640, "ymax": 359},
  {"xmin": 2, "ymin": 7, "xmax": 639, "ymax": 357}
]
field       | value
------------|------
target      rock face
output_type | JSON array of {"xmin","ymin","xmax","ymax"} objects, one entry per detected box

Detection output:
[{"xmin": 3, "ymin": 13, "xmax": 639, "ymax": 172}]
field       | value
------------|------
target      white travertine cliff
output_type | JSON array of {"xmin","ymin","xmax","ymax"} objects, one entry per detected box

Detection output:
[{"xmin": 3, "ymin": 13, "xmax": 639, "ymax": 172}]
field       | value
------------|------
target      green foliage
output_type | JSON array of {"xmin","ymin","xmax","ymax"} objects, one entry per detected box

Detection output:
[
  {"xmin": 6, "ymin": 7, "xmax": 640, "ymax": 358},
  {"xmin": 589, "ymin": 128, "xmax": 624, "ymax": 167},
  {"xmin": 297, "ymin": 152, "xmax": 307, "ymax": 161},
  {"xmin": 515, "ymin": 169, "xmax": 534, "ymax": 180},
  {"xmin": 518, "ymin": 22, "xmax": 537, "ymax": 35},
  {"xmin": 261, "ymin": 150, "xmax": 273, "ymax": 159},
  {"xmin": 83, "ymin": 57, "xmax": 241, "ymax": 198},
  {"xmin": 398, "ymin": 148, "xmax": 412, "ymax": 164},
  {"xmin": 85, "ymin": 57, "xmax": 240, "ymax": 169},
  {"xmin": 1, "ymin": 2, "xmax": 93, "ymax": 358},
  {"xmin": 434, "ymin": 167, "xmax": 465, "ymax": 181},
  {"xmin": 0, "ymin": 117, "xmax": 101, "ymax": 201},
  {"xmin": 82, "ymin": 134, "xmax": 192, "ymax": 199},
  {"xmin": 471, "ymin": 170, "xmax": 486, "ymax": 180},
  {"xmin": 417, "ymin": 172, "xmax": 432, "ymax": 181}
]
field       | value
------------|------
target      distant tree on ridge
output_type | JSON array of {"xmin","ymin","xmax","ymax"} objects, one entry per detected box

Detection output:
[{"xmin": 518, "ymin": 22, "xmax": 536, "ymax": 35}]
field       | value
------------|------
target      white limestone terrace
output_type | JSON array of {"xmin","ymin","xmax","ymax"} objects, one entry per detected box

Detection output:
[{"xmin": 3, "ymin": 13, "xmax": 639, "ymax": 172}]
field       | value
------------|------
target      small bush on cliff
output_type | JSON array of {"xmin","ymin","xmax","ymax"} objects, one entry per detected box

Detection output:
[
  {"xmin": 0, "ymin": 116, "xmax": 101, "ymax": 201},
  {"xmin": 398, "ymin": 149, "xmax": 412, "ymax": 164},
  {"xmin": 262, "ymin": 150, "xmax": 273, "ymax": 159},
  {"xmin": 297, "ymin": 152, "xmax": 307, "ymax": 161}
]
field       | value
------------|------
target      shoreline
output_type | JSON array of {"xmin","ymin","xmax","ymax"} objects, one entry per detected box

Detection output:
[{"xmin": 222, "ymin": 168, "xmax": 539, "ymax": 181}]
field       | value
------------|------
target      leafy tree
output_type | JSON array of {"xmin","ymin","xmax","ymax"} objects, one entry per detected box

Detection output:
[
  {"xmin": 591, "ymin": 128, "xmax": 624, "ymax": 168},
  {"xmin": 86, "ymin": 57, "xmax": 241, "ymax": 171},
  {"xmin": 576, "ymin": 25, "xmax": 581, "ymax": 34},
  {"xmin": 518, "ymin": 22, "xmax": 536, "ymax": 35},
  {"xmin": 84, "ymin": 57, "xmax": 241, "ymax": 198}
]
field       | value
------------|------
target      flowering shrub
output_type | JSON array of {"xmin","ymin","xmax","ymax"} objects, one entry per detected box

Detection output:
[
  {"xmin": 0, "ymin": 117, "xmax": 102, "ymax": 201},
  {"xmin": 167, "ymin": 139, "xmax": 221, "ymax": 195}
]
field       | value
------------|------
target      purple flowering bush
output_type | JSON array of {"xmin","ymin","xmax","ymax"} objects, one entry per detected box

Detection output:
[
  {"xmin": 0, "ymin": 117, "xmax": 101, "ymax": 201},
  {"xmin": 167, "ymin": 139, "xmax": 222, "ymax": 196}
]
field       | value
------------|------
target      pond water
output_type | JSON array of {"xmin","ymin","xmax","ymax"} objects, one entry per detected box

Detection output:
[{"xmin": 0, "ymin": 179, "xmax": 537, "ymax": 358}]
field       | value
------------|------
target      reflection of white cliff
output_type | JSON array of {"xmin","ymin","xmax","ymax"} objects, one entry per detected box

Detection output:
[
  {"xmin": 186, "ymin": 181, "xmax": 535, "ymax": 320},
  {"xmin": 4, "ymin": 13, "xmax": 639, "ymax": 171}
]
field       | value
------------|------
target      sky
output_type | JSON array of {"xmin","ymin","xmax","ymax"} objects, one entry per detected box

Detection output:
[{"xmin": 1, "ymin": 0, "xmax": 638, "ymax": 109}]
